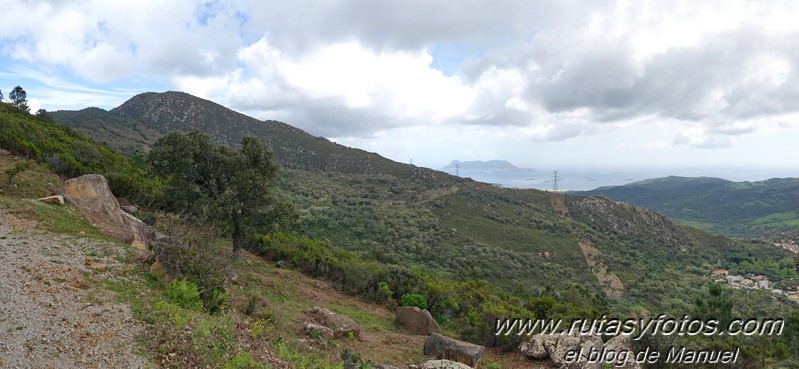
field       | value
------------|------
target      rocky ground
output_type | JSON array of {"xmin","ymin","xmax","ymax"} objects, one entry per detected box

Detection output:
[{"xmin": 0, "ymin": 206, "xmax": 149, "ymax": 368}]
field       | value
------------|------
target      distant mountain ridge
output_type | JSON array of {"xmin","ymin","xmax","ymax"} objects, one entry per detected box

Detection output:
[
  {"xmin": 574, "ymin": 175, "xmax": 799, "ymax": 238},
  {"xmin": 443, "ymin": 160, "xmax": 532, "ymax": 172}
]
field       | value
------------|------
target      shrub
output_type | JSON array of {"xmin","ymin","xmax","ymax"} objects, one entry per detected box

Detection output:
[
  {"xmin": 377, "ymin": 281, "xmax": 393, "ymax": 303},
  {"xmin": 399, "ymin": 293, "xmax": 428, "ymax": 310},
  {"xmin": 154, "ymin": 214, "xmax": 231, "ymax": 312},
  {"xmin": 4, "ymin": 160, "xmax": 32, "ymax": 185},
  {"xmin": 165, "ymin": 279, "xmax": 203, "ymax": 310}
]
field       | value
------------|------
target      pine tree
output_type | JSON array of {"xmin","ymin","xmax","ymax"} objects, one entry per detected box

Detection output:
[{"xmin": 9, "ymin": 86, "xmax": 29, "ymax": 112}]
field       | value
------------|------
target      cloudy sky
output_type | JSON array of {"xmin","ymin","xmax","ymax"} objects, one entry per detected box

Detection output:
[{"xmin": 2, "ymin": 0, "xmax": 798, "ymax": 186}]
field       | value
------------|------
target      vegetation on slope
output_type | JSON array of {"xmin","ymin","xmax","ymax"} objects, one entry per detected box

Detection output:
[
  {"xmin": 574, "ymin": 176, "xmax": 799, "ymax": 238},
  {"xmin": 37, "ymin": 91, "xmax": 799, "ymax": 366},
  {"xmin": 54, "ymin": 91, "xmax": 461, "ymax": 182},
  {"xmin": 0, "ymin": 102, "xmax": 159, "ymax": 203}
]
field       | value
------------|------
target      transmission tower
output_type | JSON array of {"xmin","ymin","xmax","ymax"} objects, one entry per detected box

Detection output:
[
  {"xmin": 552, "ymin": 171, "xmax": 560, "ymax": 191},
  {"xmin": 455, "ymin": 163, "xmax": 460, "ymax": 176},
  {"xmin": 545, "ymin": 170, "xmax": 562, "ymax": 191}
]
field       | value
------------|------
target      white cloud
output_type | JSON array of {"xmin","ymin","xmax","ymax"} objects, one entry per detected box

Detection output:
[{"xmin": 4, "ymin": 0, "xmax": 799, "ymax": 172}]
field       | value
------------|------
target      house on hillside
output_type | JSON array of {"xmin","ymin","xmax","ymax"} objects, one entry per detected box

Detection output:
[
  {"xmin": 710, "ymin": 269, "xmax": 728, "ymax": 279},
  {"xmin": 751, "ymin": 275, "xmax": 770, "ymax": 289}
]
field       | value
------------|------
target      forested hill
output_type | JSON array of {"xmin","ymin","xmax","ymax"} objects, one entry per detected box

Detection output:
[
  {"xmin": 53, "ymin": 91, "xmax": 455, "ymax": 182},
  {"xmin": 573, "ymin": 175, "xmax": 799, "ymax": 238},
  {"xmin": 49, "ymin": 91, "xmax": 799, "ymax": 310}
]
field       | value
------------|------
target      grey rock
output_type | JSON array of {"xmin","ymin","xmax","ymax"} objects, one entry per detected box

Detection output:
[
  {"xmin": 423, "ymin": 333, "xmax": 484, "ymax": 368},
  {"xmin": 420, "ymin": 360, "xmax": 473, "ymax": 369},
  {"xmin": 521, "ymin": 334, "xmax": 556, "ymax": 359},
  {"xmin": 302, "ymin": 323, "xmax": 334, "ymax": 338},
  {"xmin": 120, "ymin": 205, "xmax": 138, "ymax": 215},
  {"xmin": 396, "ymin": 306, "xmax": 441, "ymax": 335},
  {"xmin": 602, "ymin": 335, "xmax": 640, "ymax": 369},
  {"xmin": 307, "ymin": 307, "xmax": 361, "ymax": 338},
  {"xmin": 62, "ymin": 174, "xmax": 154, "ymax": 248}
]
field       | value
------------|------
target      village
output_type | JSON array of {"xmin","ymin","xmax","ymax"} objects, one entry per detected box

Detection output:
[{"xmin": 710, "ymin": 268, "xmax": 799, "ymax": 305}]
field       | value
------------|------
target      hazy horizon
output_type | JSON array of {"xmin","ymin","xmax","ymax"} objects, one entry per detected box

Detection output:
[{"xmin": 427, "ymin": 161, "xmax": 798, "ymax": 191}]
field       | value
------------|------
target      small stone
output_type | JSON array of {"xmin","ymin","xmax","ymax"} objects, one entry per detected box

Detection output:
[
  {"xmin": 85, "ymin": 256, "xmax": 107, "ymax": 272},
  {"xmin": 37, "ymin": 195, "xmax": 64, "ymax": 205}
]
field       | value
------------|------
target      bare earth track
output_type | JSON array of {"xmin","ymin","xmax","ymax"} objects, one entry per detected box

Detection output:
[{"xmin": 0, "ymin": 206, "xmax": 148, "ymax": 369}]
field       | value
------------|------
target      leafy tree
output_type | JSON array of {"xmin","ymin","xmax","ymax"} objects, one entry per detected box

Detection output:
[
  {"xmin": 692, "ymin": 282, "xmax": 733, "ymax": 329},
  {"xmin": 129, "ymin": 148, "xmax": 148, "ymax": 170},
  {"xmin": 35, "ymin": 108, "xmax": 53, "ymax": 122},
  {"xmin": 9, "ymin": 86, "xmax": 29, "ymax": 112},
  {"xmin": 148, "ymin": 130, "xmax": 286, "ymax": 250},
  {"xmin": 0, "ymin": 89, "xmax": 3, "ymax": 101}
]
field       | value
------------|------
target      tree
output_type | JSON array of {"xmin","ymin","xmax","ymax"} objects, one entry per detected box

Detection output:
[
  {"xmin": 148, "ymin": 130, "xmax": 286, "ymax": 250},
  {"xmin": 692, "ymin": 282, "xmax": 733, "ymax": 329},
  {"xmin": 9, "ymin": 86, "xmax": 29, "ymax": 112},
  {"xmin": 35, "ymin": 108, "xmax": 53, "ymax": 122},
  {"xmin": 0, "ymin": 89, "xmax": 4, "ymax": 102},
  {"xmin": 217, "ymin": 136, "xmax": 280, "ymax": 248}
]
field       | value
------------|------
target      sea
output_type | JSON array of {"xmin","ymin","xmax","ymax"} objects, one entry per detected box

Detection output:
[{"xmin": 444, "ymin": 167, "xmax": 798, "ymax": 192}]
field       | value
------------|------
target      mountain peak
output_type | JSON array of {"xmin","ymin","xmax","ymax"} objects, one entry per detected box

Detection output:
[
  {"xmin": 443, "ymin": 159, "xmax": 523, "ymax": 171},
  {"xmin": 55, "ymin": 91, "xmax": 461, "ymax": 182}
]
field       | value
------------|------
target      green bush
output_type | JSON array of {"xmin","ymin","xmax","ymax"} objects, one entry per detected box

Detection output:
[
  {"xmin": 222, "ymin": 352, "xmax": 265, "ymax": 369},
  {"xmin": 399, "ymin": 293, "xmax": 428, "ymax": 310},
  {"xmin": 377, "ymin": 281, "xmax": 393, "ymax": 303},
  {"xmin": 4, "ymin": 160, "xmax": 32, "ymax": 185},
  {"xmin": 165, "ymin": 279, "xmax": 203, "ymax": 311},
  {"xmin": 154, "ymin": 215, "xmax": 231, "ymax": 313}
]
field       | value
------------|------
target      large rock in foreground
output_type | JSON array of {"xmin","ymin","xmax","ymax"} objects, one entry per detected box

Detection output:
[
  {"xmin": 396, "ymin": 306, "xmax": 441, "ymax": 335},
  {"xmin": 521, "ymin": 332, "xmax": 605, "ymax": 369},
  {"xmin": 520, "ymin": 334, "xmax": 557, "ymax": 359},
  {"xmin": 423, "ymin": 333, "xmax": 485, "ymax": 368},
  {"xmin": 62, "ymin": 174, "xmax": 154, "ymax": 248},
  {"xmin": 602, "ymin": 335, "xmax": 641, "ymax": 369},
  {"xmin": 544, "ymin": 333, "xmax": 603, "ymax": 369},
  {"xmin": 307, "ymin": 307, "xmax": 361, "ymax": 338}
]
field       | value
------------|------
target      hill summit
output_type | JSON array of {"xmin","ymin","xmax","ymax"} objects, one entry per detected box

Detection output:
[
  {"xmin": 443, "ymin": 160, "xmax": 524, "ymax": 172},
  {"xmin": 53, "ymin": 92, "xmax": 454, "ymax": 181}
]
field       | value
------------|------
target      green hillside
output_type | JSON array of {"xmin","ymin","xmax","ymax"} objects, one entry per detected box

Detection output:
[
  {"xmin": 50, "ymin": 92, "xmax": 798, "ymax": 313},
  {"xmin": 0, "ymin": 103, "xmax": 158, "ymax": 203},
  {"xmin": 573, "ymin": 176, "xmax": 799, "ymax": 238},
  {"xmin": 5, "ymin": 93, "xmax": 798, "ymax": 365}
]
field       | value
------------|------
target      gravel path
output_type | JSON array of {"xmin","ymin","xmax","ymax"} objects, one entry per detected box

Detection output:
[{"xmin": 0, "ymin": 208, "xmax": 148, "ymax": 368}]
